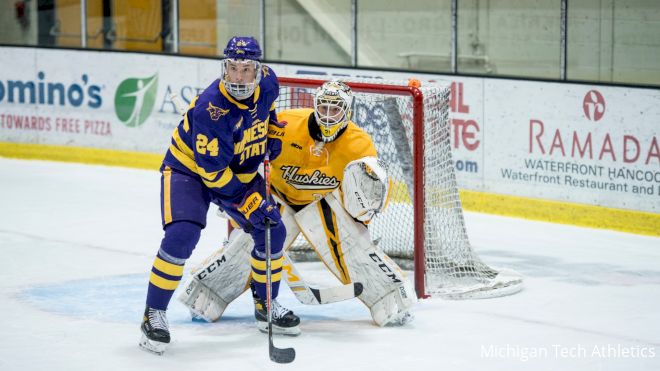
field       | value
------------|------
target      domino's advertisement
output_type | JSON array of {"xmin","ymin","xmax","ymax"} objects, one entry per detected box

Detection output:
[
  {"xmin": 0, "ymin": 46, "xmax": 658, "ymax": 213},
  {"xmin": 0, "ymin": 47, "xmax": 208, "ymax": 153}
]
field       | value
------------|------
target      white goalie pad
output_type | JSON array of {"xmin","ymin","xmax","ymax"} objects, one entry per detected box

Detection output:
[
  {"xmin": 342, "ymin": 156, "xmax": 391, "ymax": 223},
  {"xmin": 295, "ymin": 189, "xmax": 416, "ymax": 326},
  {"xmin": 177, "ymin": 229, "xmax": 253, "ymax": 322},
  {"xmin": 179, "ymin": 201, "xmax": 362, "ymax": 321}
]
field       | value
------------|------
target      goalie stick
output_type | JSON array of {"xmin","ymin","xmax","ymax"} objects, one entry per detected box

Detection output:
[
  {"xmin": 282, "ymin": 253, "xmax": 363, "ymax": 305},
  {"xmin": 264, "ymin": 154, "xmax": 295, "ymax": 364}
]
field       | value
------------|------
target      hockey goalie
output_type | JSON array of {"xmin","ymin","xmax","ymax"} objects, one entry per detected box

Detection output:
[{"xmin": 178, "ymin": 80, "xmax": 416, "ymax": 334}]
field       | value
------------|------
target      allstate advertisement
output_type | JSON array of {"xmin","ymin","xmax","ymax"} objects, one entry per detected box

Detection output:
[{"xmin": 1, "ymin": 46, "xmax": 658, "ymax": 213}]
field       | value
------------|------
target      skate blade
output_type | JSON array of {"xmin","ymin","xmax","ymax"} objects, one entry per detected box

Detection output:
[
  {"xmin": 139, "ymin": 334, "xmax": 168, "ymax": 355},
  {"xmin": 257, "ymin": 321, "xmax": 301, "ymax": 337}
]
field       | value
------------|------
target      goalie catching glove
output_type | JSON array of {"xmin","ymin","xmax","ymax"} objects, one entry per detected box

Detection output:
[{"xmin": 342, "ymin": 156, "xmax": 391, "ymax": 223}]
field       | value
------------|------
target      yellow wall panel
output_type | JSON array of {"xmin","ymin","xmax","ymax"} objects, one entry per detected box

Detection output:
[
  {"xmin": 112, "ymin": 0, "xmax": 163, "ymax": 52},
  {"xmin": 179, "ymin": 0, "xmax": 217, "ymax": 56},
  {"xmin": 55, "ymin": 0, "xmax": 103, "ymax": 48}
]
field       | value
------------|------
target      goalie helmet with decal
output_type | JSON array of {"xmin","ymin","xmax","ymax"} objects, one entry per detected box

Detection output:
[
  {"xmin": 221, "ymin": 36, "xmax": 263, "ymax": 100},
  {"xmin": 313, "ymin": 80, "xmax": 354, "ymax": 143}
]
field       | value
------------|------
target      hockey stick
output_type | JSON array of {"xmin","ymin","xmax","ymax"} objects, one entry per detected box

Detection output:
[
  {"xmin": 282, "ymin": 252, "xmax": 363, "ymax": 305},
  {"xmin": 264, "ymin": 154, "xmax": 296, "ymax": 364}
]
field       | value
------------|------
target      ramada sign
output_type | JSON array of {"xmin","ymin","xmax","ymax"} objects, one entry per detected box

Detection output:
[{"xmin": 528, "ymin": 90, "xmax": 659, "ymax": 165}]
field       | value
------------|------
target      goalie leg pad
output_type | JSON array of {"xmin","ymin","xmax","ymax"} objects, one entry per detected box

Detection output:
[
  {"xmin": 177, "ymin": 230, "xmax": 253, "ymax": 322},
  {"xmin": 294, "ymin": 190, "xmax": 416, "ymax": 326},
  {"xmin": 178, "ymin": 276, "xmax": 230, "ymax": 322},
  {"xmin": 368, "ymin": 278, "xmax": 416, "ymax": 327},
  {"xmin": 179, "ymin": 203, "xmax": 304, "ymax": 321}
]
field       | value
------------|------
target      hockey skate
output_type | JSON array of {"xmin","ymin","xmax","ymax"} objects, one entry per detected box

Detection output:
[
  {"xmin": 252, "ymin": 284, "xmax": 301, "ymax": 336},
  {"xmin": 139, "ymin": 306, "xmax": 170, "ymax": 355}
]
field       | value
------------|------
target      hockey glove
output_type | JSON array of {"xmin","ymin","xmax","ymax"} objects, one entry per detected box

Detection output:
[
  {"xmin": 267, "ymin": 120, "xmax": 287, "ymax": 161},
  {"xmin": 236, "ymin": 181, "xmax": 281, "ymax": 230}
]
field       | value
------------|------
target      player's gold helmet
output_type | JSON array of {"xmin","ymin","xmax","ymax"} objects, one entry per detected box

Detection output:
[{"xmin": 313, "ymin": 81, "xmax": 354, "ymax": 143}]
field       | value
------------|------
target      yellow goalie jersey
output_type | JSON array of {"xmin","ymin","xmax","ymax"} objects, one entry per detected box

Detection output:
[{"xmin": 270, "ymin": 108, "xmax": 377, "ymax": 207}]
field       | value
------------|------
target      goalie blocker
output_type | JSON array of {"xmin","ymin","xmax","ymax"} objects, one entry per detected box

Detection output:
[{"xmin": 178, "ymin": 157, "xmax": 414, "ymax": 327}]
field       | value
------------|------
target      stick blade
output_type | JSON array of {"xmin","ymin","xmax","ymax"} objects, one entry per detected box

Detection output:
[
  {"xmin": 354, "ymin": 282, "xmax": 363, "ymax": 296},
  {"xmin": 307, "ymin": 281, "xmax": 364, "ymax": 305},
  {"xmin": 269, "ymin": 339, "xmax": 296, "ymax": 363}
]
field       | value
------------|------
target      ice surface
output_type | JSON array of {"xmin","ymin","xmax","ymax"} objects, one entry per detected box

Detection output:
[{"xmin": 0, "ymin": 158, "xmax": 658, "ymax": 371}]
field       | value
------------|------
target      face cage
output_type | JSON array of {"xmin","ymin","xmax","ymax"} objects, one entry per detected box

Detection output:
[
  {"xmin": 313, "ymin": 98, "xmax": 351, "ymax": 143},
  {"xmin": 221, "ymin": 59, "xmax": 262, "ymax": 100}
]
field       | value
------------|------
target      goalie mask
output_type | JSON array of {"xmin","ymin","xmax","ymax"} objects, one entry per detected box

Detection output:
[
  {"xmin": 313, "ymin": 81, "xmax": 354, "ymax": 143},
  {"xmin": 221, "ymin": 36, "xmax": 263, "ymax": 100}
]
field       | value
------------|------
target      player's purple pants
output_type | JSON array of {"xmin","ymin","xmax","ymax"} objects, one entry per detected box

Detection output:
[{"xmin": 146, "ymin": 166, "xmax": 285, "ymax": 310}]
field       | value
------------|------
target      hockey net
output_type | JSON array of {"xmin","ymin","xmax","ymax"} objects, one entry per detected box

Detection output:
[{"xmin": 276, "ymin": 76, "xmax": 522, "ymax": 299}]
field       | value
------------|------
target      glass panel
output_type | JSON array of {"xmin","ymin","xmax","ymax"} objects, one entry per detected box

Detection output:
[
  {"xmin": 110, "ymin": 0, "xmax": 163, "ymax": 52},
  {"xmin": 568, "ymin": 0, "xmax": 660, "ymax": 86},
  {"xmin": 86, "ymin": 0, "xmax": 105, "ymax": 49},
  {"xmin": 215, "ymin": 0, "xmax": 260, "ymax": 57},
  {"xmin": 358, "ymin": 0, "xmax": 452, "ymax": 72},
  {"xmin": 0, "ymin": 0, "xmax": 39, "ymax": 46},
  {"xmin": 458, "ymin": 0, "xmax": 561, "ymax": 78},
  {"xmin": 178, "ymin": 0, "xmax": 218, "ymax": 56},
  {"xmin": 265, "ymin": 0, "xmax": 351, "ymax": 66},
  {"xmin": 53, "ymin": 0, "xmax": 83, "ymax": 47},
  {"xmin": 0, "ymin": 0, "xmax": 103, "ymax": 48}
]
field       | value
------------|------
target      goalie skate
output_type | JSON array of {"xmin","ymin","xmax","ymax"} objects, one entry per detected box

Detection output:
[{"xmin": 139, "ymin": 306, "xmax": 170, "ymax": 355}]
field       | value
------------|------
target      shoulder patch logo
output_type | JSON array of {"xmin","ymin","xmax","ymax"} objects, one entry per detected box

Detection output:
[
  {"xmin": 262, "ymin": 66, "xmax": 270, "ymax": 77},
  {"xmin": 207, "ymin": 102, "xmax": 229, "ymax": 121}
]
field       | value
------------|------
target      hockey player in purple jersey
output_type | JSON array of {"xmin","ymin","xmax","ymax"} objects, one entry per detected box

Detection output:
[{"xmin": 139, "ymin": 36, "xmax": 299, "ymax": 355}]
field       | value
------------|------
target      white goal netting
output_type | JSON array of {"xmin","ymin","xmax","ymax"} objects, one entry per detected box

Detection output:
[{"xmin": 277, "ymin": 77, "xmax": 522, "ymax": 299}]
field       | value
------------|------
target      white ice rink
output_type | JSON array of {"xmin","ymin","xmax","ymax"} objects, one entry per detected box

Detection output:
[{"xmin": 0, "ymin": 157, "xmax": 658, "ymax": 371}]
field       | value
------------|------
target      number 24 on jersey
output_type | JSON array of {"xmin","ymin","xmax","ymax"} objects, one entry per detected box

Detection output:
[{"xmin": 196, "ymin": 134, "xmax": 219, "ymax": 156}]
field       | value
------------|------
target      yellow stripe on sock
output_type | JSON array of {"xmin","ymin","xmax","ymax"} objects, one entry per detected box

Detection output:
[
  {"xmin": 252, "ymin": 271, "xmax": 282, "ymax": 283},
  {"xmin": 153, "ymin": 256, "xmax": 184, "ymax": 277},
  {"xmin": 251, "ymin": 256, "xmax": 283, "ymax": 271},
  {"xmin": 149, "ymin": 272, "xmax": 180, "ymax": 290}
]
